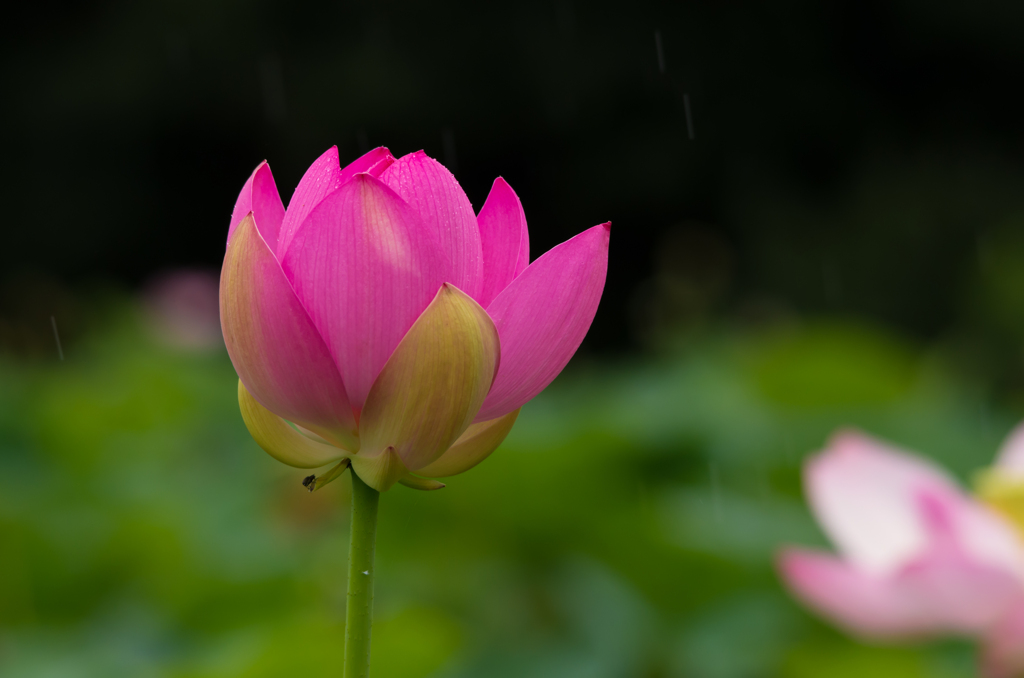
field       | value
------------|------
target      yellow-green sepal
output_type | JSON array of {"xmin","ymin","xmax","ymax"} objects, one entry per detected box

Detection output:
[
  {"xmin": 358, "ymin": 283, "xmax": 500, "ymax": 472},
  {"xmin": 238, "ymin": 380, "xmax": 348, "ymax": 469},
  {"xmin": 417, "ymin": 408, "xmax": 520, "ymax": 478},
  {"xmin": 397, "ymin": 475, "xmax": 446, "ymax": 491},
  {"xmin": 350, "ymin": 446, "xmax": 409, "ymax": 492}
]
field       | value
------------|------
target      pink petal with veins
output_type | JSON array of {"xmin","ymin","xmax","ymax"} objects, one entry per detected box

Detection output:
[
  {"xmin": 380, "ymin": 151, "xmax": 483, "ymax": 299},
  {"xmin": 228, "ymin": 161, "xmax": 285, "ymax": 249},
  {"xmin": 220, "ymin": 214, "xmax": 357, "ymax": 449},
  {"xmin": 475, "ymin": 223, "xmax": 609, "ymax": 421},
  {"xmin": 280, "ymin": 174, "xmax": 450, "ymax": 411},
  {"xmin": 476, "ymin": 177, "xmax": 530, "ymax": 307},
  {"xmin": 276, "ymin": 146, "xmax": 395, "ymax": 258}
]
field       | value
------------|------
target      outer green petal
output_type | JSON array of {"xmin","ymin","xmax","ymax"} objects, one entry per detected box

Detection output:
[
  {"xmin": 397, "ymin": 475, "xmax": 446, "ymax": 491},
  {"xmin": 417, "ymin": 408, "xmax": 520, "ymax": 478},
  {"xmin": 358, "ymin": 283, "xmax": 500, "ymax": 472},
  {"xmin": 350, "ymin": 447, "xmax": 409, "ymax": 492},
  {"xmin": 238, "ymin": 381, "xmax": 347, "ymax": 469}
]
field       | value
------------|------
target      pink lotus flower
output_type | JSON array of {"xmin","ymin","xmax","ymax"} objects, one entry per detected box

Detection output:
[
  {"xmin": 219, "ymin": 146, "xmax": 609, "ymax": 492},
  {"xmin": 778, "ymin": 427, "xmax": 1024, "ymax": 677}
]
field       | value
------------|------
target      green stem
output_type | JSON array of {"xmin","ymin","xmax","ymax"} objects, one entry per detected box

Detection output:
[{"xmin": 344, "ymin": 470, "xmax": 380, "ymax": 678}]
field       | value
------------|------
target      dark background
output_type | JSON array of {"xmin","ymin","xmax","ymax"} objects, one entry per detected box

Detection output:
[{"xmin": 4, "ymin": 0, "xmax": 1024, "ymax": 355}]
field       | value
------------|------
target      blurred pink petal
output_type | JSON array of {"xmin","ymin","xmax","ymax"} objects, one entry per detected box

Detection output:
[
  {"xmin": 806, "ymin": 430, "xmax": 963, "ymax": 574},
  {"xmin": 380, "ymin": 151, "xmax": 483, "ymax": 299},
  {"xmin": 276, "ymin": 146, "xmax": 395, "ymax": 258},
  {"xmin": 228, "ymin": 161, "xmax": 285, "ymax": 249},
  {"xmin": 917, "ymin": 483, "xmax": 1024, "ymax": 585},
  {"xmin": 807, "ymin": 431, "xmax": 1024, "ymax": 580},
  {"xmin": 279, "ymin": 174, "xmax": 450, "ymax": 411},
  {"xmin": 143, "ymin": 269, "xmax": 221, "ymax": 351},
  {"xmin": 220, "ymin": 214, "xmax": 358, "ymax": 449},
  {"xmin": 779, "ymin": 543, "xmax": 1021, "ymax": 639},
  {"xmin": 476, "ymin": 177, "xmax": 530, "ymax": 307},
  {"xmin": 782, "ymin": 428, "xmax": 1024, "ymax": 677},
  {"xmin": 997, "ymin": 422, "xmax": 1024, "ymax": 476},
  {"xmin": 982, "ymin": 600, "xmax": 1024, "ymax": 678},
  {"xmin": 475, "ymin": 223, "xmax": 610, "ymax": 422}
]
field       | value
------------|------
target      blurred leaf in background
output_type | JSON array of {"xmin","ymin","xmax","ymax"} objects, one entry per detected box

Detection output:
[{"xmin": 0, "ymin": 281, "xmax": 1010, "ymax": 677}]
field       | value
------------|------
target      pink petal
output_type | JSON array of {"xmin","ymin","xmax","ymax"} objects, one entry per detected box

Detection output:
[
  {"xmin": 515, "ymin": 209, "xmax": 530, "ymax": 276},
  {"xmin": 380, "ymin": 151, "xmax": 483, "ymax": 299},
  {"xmin": 997, "ymin": 422, "xmax": 1024, "ymax": 475},
  {"xmin": 476, "ymin": 177, "xmax": 530, "ymax": 307},
  {"xmin": 982, "ymin": 599, "xmax": 1024, "ymax": 678},
  {"xmin": 338, "ymin": 145, "xmax": 395, "ymax": 183},
  {"xmin": 778, "ymin": 545, "xmax": 1021, "ymax": 639},
  {"xmin": 916, "ymin": 483, "xmax": 1024, "ymax": 588},
  {"xmin": 219, "ymin": 214, "xmax": 358, "ymax": 449},
  {"xmin": 279, "ymin": 174, "xmax": 451, "ymax": 411},
  {"xmin": 228, "ymin": 161, "xmax": 285, "ymax": 250},
  {"xmin": 474, "ymin": 223, "xmax": 610, "ymax": 422},
  {"xmin": 805, "ymin": 430, "xmax": 964, "ymax": 574},
  {"xmin": 275, "ymin": 146, "xmax": 395, "ymax": 258}
]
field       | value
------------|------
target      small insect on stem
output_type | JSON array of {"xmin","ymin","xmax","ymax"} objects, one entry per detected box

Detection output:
[{"xmin": 301, "ymin": 458, "xmax": 351, "ymax": 493}]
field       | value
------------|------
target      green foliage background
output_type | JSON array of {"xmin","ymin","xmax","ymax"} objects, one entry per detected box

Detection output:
[{"xmin": 0, "ymin": 301, "xmax": 1010, "ymax": 677}]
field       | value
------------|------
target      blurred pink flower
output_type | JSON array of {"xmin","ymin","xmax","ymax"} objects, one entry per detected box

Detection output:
[
  {"xmin": 144, "ymin": 269, "xmax": 222, "ymax": 351},
  {"xmin": 778, "ymin": 427, "xmax": 1024, "ymax": 677},
  {"xmin": 220, "ymin": 146, "xmax": 609, "ymax": 491}
]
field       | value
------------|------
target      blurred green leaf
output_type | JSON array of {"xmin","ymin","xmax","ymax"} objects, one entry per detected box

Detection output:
[{"xmin": 0, "ymin": 298, "xmax": 1013, "ymax": 677}]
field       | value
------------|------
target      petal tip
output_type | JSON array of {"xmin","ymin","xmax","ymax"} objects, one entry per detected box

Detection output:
[
  {"xmin": 321, "ymin": 145, "xmax": 340, "ymax": 165},
  {"xmin": 398, "ymin": 474, "xmax": 447, "ymax": 491}
]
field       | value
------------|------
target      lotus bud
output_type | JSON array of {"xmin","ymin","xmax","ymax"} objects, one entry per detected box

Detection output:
[{"xmin": 220, "ymin": 147, "xmax": 610, "ymax": 491}]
